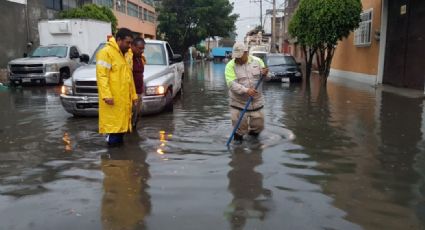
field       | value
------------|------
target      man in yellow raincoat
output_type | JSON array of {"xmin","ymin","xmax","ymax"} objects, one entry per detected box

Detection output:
[{"xmin": 96, "ymin": 28, "xmax": 138, "ymax": 145}]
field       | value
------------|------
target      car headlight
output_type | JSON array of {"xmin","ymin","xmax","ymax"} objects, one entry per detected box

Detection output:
[
  {"xmin": 270, "ymin": 72, "xmax": 276, "ymax": 77},
  {"xmin": 61, "ymin": 85, "xmax": 73, "ymax": 95},
  {"xmin": 295, "ymin": 72, "xmax": 302, "ymax": 77},
  {"xmin": 45, "ymin": 64, "xmax": 59, "ymax": 72},
  {"xmin": 145, "ymin": 86, "xmax": 165, "ymax": 96}
]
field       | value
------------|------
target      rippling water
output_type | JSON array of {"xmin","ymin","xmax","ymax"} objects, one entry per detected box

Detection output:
[{"xmin": 0, "ymin": 61, "xmax": 424, "ymax": 230}]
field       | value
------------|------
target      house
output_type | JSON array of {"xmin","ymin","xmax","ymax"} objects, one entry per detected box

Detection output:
[
  {"xmin": 283, "ymin": 0, "xmax": 424, "ymax": 92},
  {"xmin": 331, "ymin": 0, "xmax": 425, "ymax": 92}
]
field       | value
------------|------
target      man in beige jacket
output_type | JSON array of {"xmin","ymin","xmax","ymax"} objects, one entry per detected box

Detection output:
[{"xmin": 225, "ymin": 43, "xmax": 269, "ymax": 142}]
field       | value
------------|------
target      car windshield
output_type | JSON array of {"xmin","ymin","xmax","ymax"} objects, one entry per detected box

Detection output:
[
  {"xmin": 90, "ymin": 43, "xmax": 166, "ymax": 65},
  {"xmin": 30, "ymin": 46, "xmax": 68, "ymax": 58},
  {"xmin": 144, "ymin": 43, "xmax": 166, "ymax": 65},
  {"xmin": 89, "ymin": 43, "xmax": 106, "ymax": 64},
  {"xmin": 267, "ymin": 56, "xmax": 296, "ymax": 66}
]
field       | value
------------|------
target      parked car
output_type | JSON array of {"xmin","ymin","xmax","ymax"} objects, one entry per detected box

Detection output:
[
  {"xmin": 8, "ymin": 19, "xmax": 110, "ymax": 86},
  {"xmin": 265, "ymin": 53, "xmax": 302, "ymax": 83},
  {"xmin": 8, "ymin": 44, "xmax": 89, "ymax": 85},
  {"xmin": 60, "ymin": 40, "xmax": 184, "ymax": 116}
]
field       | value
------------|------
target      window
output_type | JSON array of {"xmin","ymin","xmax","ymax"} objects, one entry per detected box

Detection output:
[
  {"xmin": 70, "ymin": 46, "xmax": 79, "ymax": 58},
  {"xmin": 115, "ymin": 0, "xmax": 126, "ymax": 13},
  {"xmin": 94, "ymin": 0, "xmax": 113, "ymax": 8},
  {"xmin": 144, "ymin": 44, "xmax": 166, "ymax": 65},
  {"xmin": 146, "ymin": 10, "xmax": 155, "ymax": 23},
  {"xmin": 45, "ymin": 0, "xmax": 62, "ymax": 10},
  {"xmin": 144, "ymin": 8, "xmax": 148, "ymax": 21},
  {"xmin": 354, "ymin": 9, "xmax": 373, "ymax": 46},
  {"xmin": 62, "ymin": 0, "xmax": 77, "ymax": 10},
  {"xmin": 139, "ymin": 7, "xmax": 144, "ymax": 20},
  {"xmin": 127, "ymin": 2, "xmax": 139, "ymax": 17},
  {"xmin": 266, "ymin": 55, "xmax": 297, "ymax": 66},
  {"xmin": 30, "ymin": 46, "xmax": 68, "ymax": 58},
  {"xmin": 141, "ymin": 0, "xmax": 154, "ymax": 7}
]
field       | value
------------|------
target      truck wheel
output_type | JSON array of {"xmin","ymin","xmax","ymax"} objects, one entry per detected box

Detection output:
[{"xmin": 164, "ymin": 89, "xmax": 173, "ymax": 112}]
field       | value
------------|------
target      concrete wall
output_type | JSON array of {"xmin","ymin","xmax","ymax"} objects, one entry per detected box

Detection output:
[{"xmin": 0, "ymin": 0, "xmax": 56, "ymax": 68}]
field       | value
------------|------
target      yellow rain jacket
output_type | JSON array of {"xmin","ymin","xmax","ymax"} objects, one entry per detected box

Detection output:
[{"xmin": 96, "ymin": 37, "xmax": 138, "ymax": 134}]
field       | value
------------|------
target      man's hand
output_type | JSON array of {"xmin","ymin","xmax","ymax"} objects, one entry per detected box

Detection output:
[
  {"xmin": 133, "ymin": 99, "xmax": 139, "ymax": 106},
  {"xmin": 247, "ymin": 88, "xmax": 258, "ymax": 97},
  {"xmin": 261, "ymin": 67, "xmax": 269, "ymax": 76},
  {"xmin": 103, "ymin": 98, "xmax": 114, "ymax": 105}
]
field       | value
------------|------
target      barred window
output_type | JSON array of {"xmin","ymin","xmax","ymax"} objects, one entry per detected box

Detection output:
[
  {"xmin": 127, "ymin": 2, "xmax": 139, "ymax": 18},
  {"xmin": 354, "ymin": 9, "xmax": 373, "ymax": 46},
  {"xmin": 93, "ymin": 0, "xmax": 113, "ymax": 8}
]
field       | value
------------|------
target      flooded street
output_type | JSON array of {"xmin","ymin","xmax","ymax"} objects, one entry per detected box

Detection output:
[{"xmin": 1, "ymin": 61, "xmax": 425, "ymax": 230}]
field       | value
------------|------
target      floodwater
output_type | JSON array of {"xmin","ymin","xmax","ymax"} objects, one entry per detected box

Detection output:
[{"xmin": 0, "ymin": 61, "xmax": 424, "ymax": 230}]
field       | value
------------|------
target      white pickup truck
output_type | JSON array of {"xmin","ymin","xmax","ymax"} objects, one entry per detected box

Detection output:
[
  {"xmin": 60, "ymin": 40, "xmax": 184, "ymax": 116},
  {"xmin": 8, "ymin": 44, "xmax": 89, "ymax": 85},
  {"xmin": 8, "ymin": 19, "xmax": 111, "ymax": 86}
]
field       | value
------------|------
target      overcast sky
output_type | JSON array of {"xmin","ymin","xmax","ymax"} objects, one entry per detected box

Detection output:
[{"xmin": 230, "ymin": 0, "xmax": 285, "ymax": 42}]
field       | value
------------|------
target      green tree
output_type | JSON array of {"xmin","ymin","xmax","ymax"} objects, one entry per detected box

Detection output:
[
  {"xmin": 59, "ymin": 4, "xmax": 118, "ymax": 34},
  {"xmin": 195, "ymin": 44, "xmax": 207, "ymax": 54},
  {"xmin": 289, "ymin": 0, "xmax": 362, "ymax": 85},
  {"xmin": 157, "ymin": 0, "xmax": 238, "ymax": 55}
]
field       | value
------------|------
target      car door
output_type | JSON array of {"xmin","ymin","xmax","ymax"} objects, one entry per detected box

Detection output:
[{"xmin": 166, "ymin": 43, "xmax": 181, "ymax": 95}]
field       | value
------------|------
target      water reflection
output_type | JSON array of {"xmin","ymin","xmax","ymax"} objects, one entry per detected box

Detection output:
[
  {"xmin": 1, "ymin": 63, "xmax": 425, "ymax": 229},
  {"xmin": 101, "ymin": 137, "xmax": 151, "ymax": 230},
  {"xmin": 226, "ymin": 146, "xmax": 272, "ymax": 229},
  {"xmin": 282, "ymin": 79, "xmax": 425, "ymax": 229}
]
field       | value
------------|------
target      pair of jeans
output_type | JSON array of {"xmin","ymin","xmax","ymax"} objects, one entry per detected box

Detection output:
[{"xmin": 230, "ymin": 107, "xmax": 265, "ymax": 136}]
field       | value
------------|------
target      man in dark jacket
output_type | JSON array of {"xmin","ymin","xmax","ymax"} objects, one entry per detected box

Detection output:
[{"xmin": 128, "ymin": 37, "xmax": 146, "ymax": 129}]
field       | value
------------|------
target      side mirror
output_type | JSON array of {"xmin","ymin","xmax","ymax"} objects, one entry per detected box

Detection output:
[
  {"xmin": 171, "ymin": 54, "xmax": 182, "ymax": 63},
  {"xmin": 23, "ymin": 53, "xmax": 28, "ymax": 57},
  {"xmin": 80, "ymin": 54, "xmax": 90, "ymax": 63}
]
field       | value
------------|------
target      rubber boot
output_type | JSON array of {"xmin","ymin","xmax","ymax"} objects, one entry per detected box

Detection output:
[{"xmin": 233, "ymin": 133, "xmax": 243, "ymax": 144}]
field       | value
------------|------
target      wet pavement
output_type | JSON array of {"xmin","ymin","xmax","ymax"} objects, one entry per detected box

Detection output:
[{"xmin": 0, "ymin": 61, "xmax": 424, "ymax": 230}]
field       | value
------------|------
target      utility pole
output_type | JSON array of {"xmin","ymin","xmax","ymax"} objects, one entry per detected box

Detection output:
[
  {"xmin": 270, "ymin": 0, "xmax": 276, "ymax": 53},
  {"xmin": 260, "ymin": 0, "xmax": 263, "ymax": 29}
]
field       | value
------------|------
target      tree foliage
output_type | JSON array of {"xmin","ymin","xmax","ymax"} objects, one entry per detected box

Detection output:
[
  {"xmin": 157, "ymin": 0, "xmax": 238, "ymax": 54},
  {"xmin": 59, "ymin": 4, "xmax": 118, "ymax": 34},
  {"xmin": 289, "ymin": 0, "xmax": 362, "ymax": 84}
]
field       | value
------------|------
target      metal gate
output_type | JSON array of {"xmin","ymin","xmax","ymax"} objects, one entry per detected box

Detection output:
[{"xmin": 383, "ymin": 0, "xmax": 425, "ymax": 90}]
